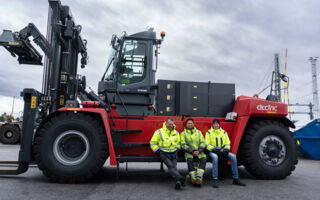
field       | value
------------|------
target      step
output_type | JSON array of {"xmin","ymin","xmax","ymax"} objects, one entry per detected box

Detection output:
[{"xmin": 116, "ymin": 155, "xmax": 186, "ymax": 162}]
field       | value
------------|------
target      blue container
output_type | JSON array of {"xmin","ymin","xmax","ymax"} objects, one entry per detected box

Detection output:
[{"xmin": 294, "ymin": 119, "xmax": 320, "ymax": 160}]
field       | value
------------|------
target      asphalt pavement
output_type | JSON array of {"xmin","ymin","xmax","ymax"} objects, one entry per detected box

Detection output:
[{"xmin": 0, "ymin": 145, "xmax": 319, "ymax": 200}]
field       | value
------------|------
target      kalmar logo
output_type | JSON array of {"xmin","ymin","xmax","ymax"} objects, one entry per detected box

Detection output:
[{"xmin": 257, "ymin": 104, "xmax": 277, "ymax": 112}]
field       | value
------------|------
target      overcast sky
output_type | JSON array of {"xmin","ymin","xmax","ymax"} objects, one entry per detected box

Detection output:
[{"xmin": 0, "ymin": 0, "xmax": 319, "ymax": 128}]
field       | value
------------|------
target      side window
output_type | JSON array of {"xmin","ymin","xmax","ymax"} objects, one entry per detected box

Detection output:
[
  {"xmin": 119, "ymin": 40, "xmax": 147, "ymax": 85},
  {"xmin": 103, "ymin": 49, "xmax": 116, "ymax": 81}
]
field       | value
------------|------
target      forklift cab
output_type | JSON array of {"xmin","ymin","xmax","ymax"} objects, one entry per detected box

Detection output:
[
  {"xmin": 103, "ymin": 38, "xmax": 151, "ymax": 88},
  {"xmin": 98, "ymin": 28, "xmax": 164, "ymax": 115}
]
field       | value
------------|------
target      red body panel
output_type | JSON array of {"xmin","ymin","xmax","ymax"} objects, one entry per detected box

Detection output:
[
  {"xmin": 59, "ymin": 108, "xmax": 235, "ymax": 165},
  {"xmin": 111, "ymin": 116, "xmax": 235, "ymax": 155},
  {"xmin": 58, "ymin": 95, "xmax": 288, "ymax": 166},
  {"xmin": 229, "ymin": 116, "xmax": 250, "ymax": 154},
  {"xmin": 233, "ymin": 95, "xmax": 287, "ymax": 117}
]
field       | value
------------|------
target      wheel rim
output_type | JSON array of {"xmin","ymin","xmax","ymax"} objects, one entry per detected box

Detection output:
[
  {"xmin": 259, "ymin": 135, "xmax": 286, "ymax": 166},
  {"xmin": 53, "ymin": 130, "xmax": 90, "ymax": 166},
  {"xmin": 5, "ymin": 131, "xmax": 13, "ymax": 139}
]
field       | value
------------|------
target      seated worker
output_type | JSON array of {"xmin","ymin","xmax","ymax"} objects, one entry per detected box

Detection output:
[
  {"xmin": 181, "ymin": 118, "xmax": 206, "ymax": 186},
  {"xmin": 150, "ymin": 118, "xmax": 186, "ymax": 190},
  {"xmin": 205, "ymin": 118, "xmax": 246, "ymax": 188}
]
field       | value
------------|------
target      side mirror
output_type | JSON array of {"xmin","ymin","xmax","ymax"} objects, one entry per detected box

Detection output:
[
  {"xmin": 81, "ymin": 57, "xmax": 87, "ymax": 68},
  {"xmin": 77, "ymin": 76, "xmax": 86, "ymax": 92},
  {"xmin": 110, "ymin": 34, "xmax": 116, "ymax": 49},
  {"xmin": 80, "ymin": 52, "xmax": 88, "ymax": 68}
]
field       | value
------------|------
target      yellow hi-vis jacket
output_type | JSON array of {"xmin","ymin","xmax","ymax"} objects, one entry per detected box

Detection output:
[
  {"xmin": 205, "ymin": 127, "xmax": 231, "ymax": 151},
  {"xmin": 181, "ymin": 128, "xmax": 206, "ymax": 160},
  {"xmin": 150, "ymin": 122, "xmax": 181, "ymax": 153}
]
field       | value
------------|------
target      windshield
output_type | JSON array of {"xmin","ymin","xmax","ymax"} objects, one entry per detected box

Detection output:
[
  {"xmin": 103, "ymin": 48, "xmax": 117, "ymax": 81},
  {"xmin": 119, "ymin": 39, "xmax": 147, "ymax": 85}
]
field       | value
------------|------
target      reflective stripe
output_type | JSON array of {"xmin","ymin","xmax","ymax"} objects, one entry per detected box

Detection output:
[
  {"xmin": 158, "ymin": 130, "xmax": 164, "ymax": 147},
  {"xmin": 190, "ymin": 171, "xmax": 197, "ymax": 178},
  {"xmin": 198, "ymin": 168, "xmax": 205, "ymax": 173},
  {"xmin": 182, "ymin": 131, "xmax": 188, "ymax": 149},
  {"xmin": 150, "ymin": 143, "xmax": 157, "ymax": 146},
  {"xmin": 154, "ymin": 147, "xmax": 159, "ymax": 152},
  {"xmin": 197, "ymin": 170, "xmax": 204, "ymax": 178},
  {"xmin": 184, "ymin": 131, "xmax": 193, "ymax": 150},
  {"xmin": 225, "ymin": 144, "xmax": 230, "ymax": 146},
  {"xmin": 161, "ymin": 147, "xmax": 177, "ymax": 151},
  {"xmin": 183, "ymin": 131, "xmax": 189, "ymax": 144}
]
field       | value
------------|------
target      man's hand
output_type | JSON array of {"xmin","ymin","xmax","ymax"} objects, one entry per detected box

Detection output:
[
  {"xmin": 212, "ymin": 147, "xmax": 221, "ymax": 154},
  {"xmin": 193, "ymin": 150, "xmax": 200, "ymax": 156},
  {"xmin": 222, "ymin": 148, "xmax": 229, "ymax": 153}
]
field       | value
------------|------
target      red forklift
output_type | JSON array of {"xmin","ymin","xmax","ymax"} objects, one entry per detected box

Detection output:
[{"xmin": 0, "ymin": 0, "xmax": 297, "ymax": 182}]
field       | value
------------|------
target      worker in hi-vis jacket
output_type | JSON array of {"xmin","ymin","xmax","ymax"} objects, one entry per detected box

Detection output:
[
  {"xmin": 181, "ymin": 118, "xmax": 207, "ymax": 186},
  {"xmin": 150, "ymin": 118, "xmax": 186, "ymax": 190},
  {"xmin": 206, "ymin": 118, "xmax": 246, "ymax": 188}
]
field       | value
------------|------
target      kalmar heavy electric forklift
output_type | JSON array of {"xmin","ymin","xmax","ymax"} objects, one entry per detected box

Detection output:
[{"xmin": 0, "ymin": 0, "xmax": 297, "ymax": 182}]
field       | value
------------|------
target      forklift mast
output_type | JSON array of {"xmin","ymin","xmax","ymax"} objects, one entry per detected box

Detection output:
[
  {"xmin": 0, "ymin": 0, "xmax": 88, "ymax": 115},
  {"xmin": 0, "ymin": 0, "xmax": 89, "ymax": 174},
  {"xmin": 44, "ymin": 0, "xmax": 88, "ymax": 112}
]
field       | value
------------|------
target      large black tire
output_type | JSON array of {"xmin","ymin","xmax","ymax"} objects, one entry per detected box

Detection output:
[
  {"xmin": 34, "ymin": 112, "xmax": 108, "ymax": 183},
  {"xmin": 240, "ymin": 120, "xmax": 298, "ymax": 179},
  {"xmin": 0, "ymin": 124, "xmax": 20, "ymax": 144}
]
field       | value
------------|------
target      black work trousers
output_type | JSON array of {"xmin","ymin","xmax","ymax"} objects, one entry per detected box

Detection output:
[
  {"xmin": 159, "ymin": 151, "xmax": 183, "ymax": 182},
  {"xmin": 186, "ymin": 157, "xmax": 206, "ymax": 172}
]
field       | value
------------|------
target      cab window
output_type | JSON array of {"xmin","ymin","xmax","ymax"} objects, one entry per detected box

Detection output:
[{"xmin": 119, "ymin": 40, "xmax": 147, "ymax": 85}]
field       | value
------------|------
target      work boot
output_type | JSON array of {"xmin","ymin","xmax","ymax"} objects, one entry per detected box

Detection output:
[
  {"xmin": 195, "ymin": 169, "xmax": 204, "ymax": 186},
  {"xmin": 212, "ymin": 179, "xmax": 219, "ymax": 188},
  {"xmin": 195, "ymin": 176, "xmax": 203, "ymax": 186},
  {"xmin": 233, "ymin": 179, "xmax": 246, "ymax": 186},
  {"xmin": 175, "ymin": 181, "xmax": 182, "ymax": 190}
]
